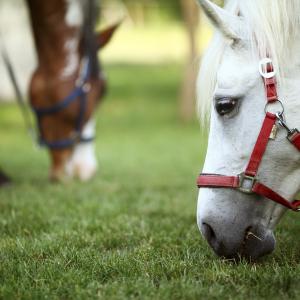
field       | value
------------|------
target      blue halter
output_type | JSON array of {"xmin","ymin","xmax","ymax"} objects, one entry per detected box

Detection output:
[{"xmin": 32, "ymin": 57, "xmax": 94, "ymax": 150}]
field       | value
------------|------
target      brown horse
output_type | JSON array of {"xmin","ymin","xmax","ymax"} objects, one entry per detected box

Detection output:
[{"xmin": 1, "ymin": 0, "xmax": 118, "ymax": 185}]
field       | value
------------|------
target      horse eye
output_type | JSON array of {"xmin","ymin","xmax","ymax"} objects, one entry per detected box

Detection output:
[{"xmin": 215, "ymin": 97, "xmax": 238, "ymax": 116}]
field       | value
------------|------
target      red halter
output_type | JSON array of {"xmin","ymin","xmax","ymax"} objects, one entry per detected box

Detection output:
[{"xmin": 197, "ymin": 58, "xmax": 300, "ymax": 211}]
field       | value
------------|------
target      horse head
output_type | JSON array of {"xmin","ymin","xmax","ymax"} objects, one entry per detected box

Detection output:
[{"xmin": 196, "ymin": 0, "xmax": 300, "ymax": 259}]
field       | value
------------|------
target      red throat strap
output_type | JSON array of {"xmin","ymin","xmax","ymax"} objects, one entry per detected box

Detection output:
[
  {"xmin": 288, "ymin": 130, "xmax": 300, "ymax": 151},
  {"xmin": 244, "ymin": 113, "xmax": 277, "ymax": 177}
]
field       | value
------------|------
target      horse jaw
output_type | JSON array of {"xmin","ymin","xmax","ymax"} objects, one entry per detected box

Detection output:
[{"xmin": 65, "ymin": 119, "xmax": 98, "ymax": 181}]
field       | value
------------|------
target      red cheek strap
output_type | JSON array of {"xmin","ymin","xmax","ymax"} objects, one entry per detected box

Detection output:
[{"xmin": 265, "ymin": 76, "xmax": 278, "ymax": 103}]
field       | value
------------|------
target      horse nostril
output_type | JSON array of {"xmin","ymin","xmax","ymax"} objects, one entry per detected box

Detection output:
[
  {"xmin": 244, "ymin": 226, "xmax": 252, "ymax": 240},
  {"xmin": 244, "ymin": 226, "xmax": 263, "ymax": 243},
  {"xmin": 202, "ymin": 222, "xmax": 217, "ymax": 245}
]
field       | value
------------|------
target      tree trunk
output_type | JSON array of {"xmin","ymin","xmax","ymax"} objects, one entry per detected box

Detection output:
[{"xmin": 179, "ymin": 0, "xmax": 200, "ymax": 122}]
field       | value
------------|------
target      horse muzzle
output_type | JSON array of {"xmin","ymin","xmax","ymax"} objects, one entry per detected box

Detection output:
[{"xmin": 199, "ymin": 216, "xmax": 276, "ymax": 260}]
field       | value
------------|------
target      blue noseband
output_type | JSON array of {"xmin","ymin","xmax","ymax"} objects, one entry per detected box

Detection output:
[{"xmin": 32, "ymin": 57, "xmax": 94, "ymax": 150}]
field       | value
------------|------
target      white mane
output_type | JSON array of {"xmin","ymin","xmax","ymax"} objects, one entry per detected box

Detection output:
[{"xmin": 197, "ymin": 0, "xmax": 300, "ymax": 124}]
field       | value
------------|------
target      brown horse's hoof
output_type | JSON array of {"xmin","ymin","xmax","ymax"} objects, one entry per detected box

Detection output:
[{"xmin": 0, "ymin": 170, "xmax": 12, "ymax": 187}]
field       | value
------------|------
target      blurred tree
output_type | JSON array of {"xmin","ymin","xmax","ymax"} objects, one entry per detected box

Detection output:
[
  {"xmin": 101, "ymin": 0, "xmax": 224, "ymax": 122},
  {"xmin": 179, "ymin": 0, "xmax": 200, "ymax": 122},
  {"xmin": 178, "ymin": 0, "xmax": 223, "ymax": 122}
]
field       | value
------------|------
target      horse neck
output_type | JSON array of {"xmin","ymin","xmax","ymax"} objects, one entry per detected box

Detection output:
[{"xmin": 26, "ymin": 0, "xmax": 82, "ymax": 78}]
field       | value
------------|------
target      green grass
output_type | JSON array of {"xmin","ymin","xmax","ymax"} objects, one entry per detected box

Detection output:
[{"xmin": 1, "ymin": 63, "xmax": 300, "ymax": 300}]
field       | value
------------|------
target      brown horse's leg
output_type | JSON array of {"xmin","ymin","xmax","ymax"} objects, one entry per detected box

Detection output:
[{"xmin": 0, "ymin": 169, "xmax": 11, "ymax": 186}]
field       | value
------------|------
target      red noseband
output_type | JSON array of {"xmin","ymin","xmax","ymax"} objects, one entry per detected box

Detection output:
[{"xmin": 197, "ymin": 58, "xmax": 300, "ymax": 211}]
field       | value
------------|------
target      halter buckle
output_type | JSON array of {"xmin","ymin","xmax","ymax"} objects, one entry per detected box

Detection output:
[
  {"xmin": 259, "ymin": 58, "xmax": 276, "ymax": 79},
  {"xmin": 238, "ymin": 173, "xmax": 257, "ymax": 194}
]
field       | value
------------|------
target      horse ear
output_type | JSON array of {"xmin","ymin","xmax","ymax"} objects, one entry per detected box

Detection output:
[
  {"xmin": 96, "ymin": 22, "xmax": 121, "ymax": 50},
  {"xmin": 196, "ymin": 0, "xmax": 241, "ymax": 41}
]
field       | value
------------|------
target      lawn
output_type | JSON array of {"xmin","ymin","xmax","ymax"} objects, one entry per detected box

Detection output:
[{"xmin": 1, "ymin": 63, "xmax": 300, "ymax": 300}]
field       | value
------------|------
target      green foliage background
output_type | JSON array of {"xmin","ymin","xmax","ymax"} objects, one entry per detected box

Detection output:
[
  {"xmin": 102, "ymin": 0, "xmax": 224, "ymax": 22},
  {"xmin": 1, "ymin": 63, "xmax": 300, "ymax": 300}
]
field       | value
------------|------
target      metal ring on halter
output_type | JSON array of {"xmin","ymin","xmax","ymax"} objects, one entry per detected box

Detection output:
[
  {"xmin": 264, "ymin": 99, "xmax": 284, "ymax": 115},
  {"xmin": 259, "ymin": 58, "xmax": 276, "ymax": 79}
]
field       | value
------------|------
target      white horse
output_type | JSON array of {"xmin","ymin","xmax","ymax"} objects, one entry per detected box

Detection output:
[{"xmin": 196, "ymin": 0, "xmax": 300, "ymax": 259}]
